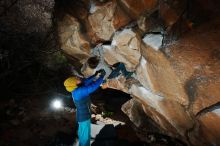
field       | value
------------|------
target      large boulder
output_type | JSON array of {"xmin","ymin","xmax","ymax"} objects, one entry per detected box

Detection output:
[
  {"xmin": 192, "ymin": 77, "xmax": 220, "ymax": 115},
  {"xmin": 159, "ymin": 0, "xmax": 187, "ymax": 28},
  {"xmin": 120, "ymin": 0, "xmax": 158, "ymax": 18},
  {"xmin": 88, "ymin": 1, "xmax": 130, "ymax": 43},
  {"xmin": 140, "ymin": 18, "xmax": 220, "ymax": 107},
  {"xmin": 58, "ymin": 14, "xmax": 90, "ymax": 63},
  {"xmin": 137, "ymin": 13, "xmax": 164, "ymax": 33},
  {"xmin": 189, "ymin": 108, "xmax": 220, "ymax": 146},
  {"xmin": 129, "ymin": 84, "xmax": 193, "ymax": 138},
  {"xmin": 103, "ymin": 29, "xmax": 141, "ymax": 71},
  {"xmin": 56, "ymin": 1, "xmax": 220, "ymax": 145},
  {"xmin": 116, "ymin": 16, "xmax": 220, "ymax": 145},
  {"xmin": 121, "ymin": 98, "xmax": 148, "ymax": 128},
  {"xmin": 141, "ymin": 44, "xmax": 189, "ymax": 105}
]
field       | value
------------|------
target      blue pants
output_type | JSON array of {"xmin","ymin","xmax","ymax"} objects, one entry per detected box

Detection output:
[
  {"xmin": 108, "ymin": 63, "xmax": 132, "ymax": 79},
  {"xmin": 78, "ymin": 119, "xmax": 91, "ymax": 146}
]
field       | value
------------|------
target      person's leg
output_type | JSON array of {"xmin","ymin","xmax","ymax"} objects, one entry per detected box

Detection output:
[
  {"xmin": 78, "ymin": 119, "xmax": 91, "ymax": 146},
  {"xmin": 115, "ymin": 63, "xmax": 133, "ymax": 78},
  {"xmin": 108, "ymin": 63, "xmax": 134, "ymax": 79},
  {"xmin": 108, "ymin": 67, "xmax": 121, "ymax": 79}
]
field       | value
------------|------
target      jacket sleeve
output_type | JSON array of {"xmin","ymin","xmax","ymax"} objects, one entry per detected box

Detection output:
[
  {"xmin": 86, "ymin": 76, "xmax": 104, "ymax": 94},
  {"xmin": 83, "ymin": 75, "xmax": 96, "ymax": 86},
  {"xmin": 72, "ymin": 76, "xmax": 104, "ymax": 101}
]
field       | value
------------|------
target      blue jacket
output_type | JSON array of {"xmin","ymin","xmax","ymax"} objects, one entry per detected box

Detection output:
[{"xmin": 72, "ymin": 75, "xmax": 103, "ymax": 122}]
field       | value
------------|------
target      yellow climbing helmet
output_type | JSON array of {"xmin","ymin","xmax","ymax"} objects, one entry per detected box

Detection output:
[{"xmin": 64, "ymin": 77, "xmax": 78, "ymax": 92}]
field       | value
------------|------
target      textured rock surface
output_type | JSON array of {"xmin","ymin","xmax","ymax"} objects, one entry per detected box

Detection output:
[
  {"xmin": 192, "ymin": 78, "xmax": 220, "ymax": 115},
  {"xmin": 121, "ymin": 98, "xmax": 145, "ymax": 127},
  {"xmin": 189, "ymin": 108, "xmax": 220, "ymax": 146},
  {"xmin": 159, "ymin": 0, "xmax": 187, "ymax": 28},
  {"xmin": 58, "ymin": 14, "xmax": 90, "ymax": 63},
  {"xmin": 142, "ymin": 34, "xmax": 163, "ymax": 50},
  {"xmin": 88, "ymin": 0, "xmax": 130, "ymax": 43},
  {"xmin": 137, "ymin": 13, "xmax": 163, "ymax": 33},
  {"xmin": 56, "ymin": 1, "xmax": 220, "ymax": 145},
  {"xmin": 103, "ymin": 29, "xmax": 141, "ymax": 71},
  {"xmin": 88, "ymin": 1, "xmax": 116, "ymax": 41},
  {"xmin": 120, "ymin": 0, "xmax": 158, "ymax": 18},
  {"xmin": 129, "ymin": 84, "xmax": 193, "ymax": 138}
]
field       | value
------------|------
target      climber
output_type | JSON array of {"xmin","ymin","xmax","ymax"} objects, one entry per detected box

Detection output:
[
  {"xmin": 82, "ymin": 56, "xmax": 133, "ymax": 82},
  {"xmin": 81, "ymin": 44, "xmax": 133, "ymax": 82},
  {"xmin": 64, "ymin": 70, "xmax": 106, "ymax": 146},
  {"xmin": 81, "ymin": 44, "xmax": 112, "ymax": 80}
]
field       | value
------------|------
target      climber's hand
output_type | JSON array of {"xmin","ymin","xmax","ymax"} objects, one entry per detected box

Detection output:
[
  {"xmin": 99, "ymin": 69, "xmax": 106, "ymax": 77},
  {"xmin": 94, "ymin": 70, "xmax": 101, "ymax": 76}
]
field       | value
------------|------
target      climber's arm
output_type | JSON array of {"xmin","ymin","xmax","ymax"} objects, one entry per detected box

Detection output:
[{"xmin": 83, "ymin": 74, "xmax": 96, "ymax": 86}]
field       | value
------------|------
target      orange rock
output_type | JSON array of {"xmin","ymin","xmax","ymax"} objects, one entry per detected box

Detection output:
[
  {"xmin": 57, "ymin": 14, "xmax": 90, "ymax": 62},
  {"xmin": 129, "ymin": 84, "xmax": 193, "ymax": 138},
  {"xmin": 141, "ymin": 18, "xmax": 220, "ymax": 107},
  {"xmin": 120, "ymin": 0, "xmax": 158, "ymax": 18},
  {"xmin": 192, "ymin": 77, "xmax": 220, "ymax": 115},
  {"xmin": 141, "ymin": 44, "xmax": 189, "ymax": 105},
  {"xmin": 56, "ymin": 2, "xmax": 220, "ymax": 145},
  {"xmin": 113, "ymin": 4, "xmax": 131, "ymax": 29},
  {"xmin": 88, "ymin": 1, "xmax": 117, "ymax": 42},
  {"xmin": 189, "ymin": 111, "xmax": 220, "ymax": 146},
  {"xmin": 160, "ymin": 1, "xmax": 178, "ymax": 27},
  {"xmin": 141, "ymin": 102, "xmax": 180, "ymax": 136},
  {"xmin": 103, "ymin": 29, "xmax": 141, "ymax": 71},
  {"xmin": 121, "ymin": 98, "xmax": 149, "ymax": 128},
  {"xmin": 137, "ymin": 14, "xmax": 163, "ymax": 33},
  {"xmin": 105, "ymin": 77, "xmax": 128, "ymax": 93},
  {"xmin": 88, "ymin": 1, "xmax": 130, "ymax": 43},
  {"xmin": 159, "ymin": 0, "xmax": 186, "ymax": 28},
  {"xmin": 199, "ymin": 111, "xmax": 220, "ymax": 145}
]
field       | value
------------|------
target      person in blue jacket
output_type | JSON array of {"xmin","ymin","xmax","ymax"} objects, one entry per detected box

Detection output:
[{"xmin": 64, "ymin": 70, "xmax": 106, "ymax": 146}]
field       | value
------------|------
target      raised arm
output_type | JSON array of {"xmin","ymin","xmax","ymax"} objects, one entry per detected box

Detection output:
[
  {"xmin": 73, "ymin": 69, "xmax": 106, "ymax": 101},
  {"xmin": 83, "ymin": 74, "xmax": 96, "ymax": 86},
  {"xmin": 86, "ymin": 76, "xmax": 104, "ymax": 94},
  {"xmin": 72, "ymin": 76, "xmax": 104, "ymax": 101}
]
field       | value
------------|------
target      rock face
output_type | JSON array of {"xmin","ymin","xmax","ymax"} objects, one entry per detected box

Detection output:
[
  {"xmin": 58, "ymin": 14, "xmax": 90, "ymax": 63},
  {"xmin": 103, "ymin": 29, "xmax": 141, "ymax": 71},
  {"xmin": 191, "ymin": 110, "xmax": 220, "ymax": 146},
  {"xmin": 88, "ymin": 0, "xmax": 130, "ymax": 43},
  {"xmin": 120, "ymin": 0, "xmax": 158, "ymax": 18},
  {"xmin": 57, "ymin": 0, "xmax": 220, "ymax": 145},
  {"xmin": 88, "ymin": 1, "xmax": 117, "ymax": 41}
]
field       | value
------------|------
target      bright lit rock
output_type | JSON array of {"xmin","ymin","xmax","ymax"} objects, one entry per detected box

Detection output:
[
  {"xmin": 129, "ymin": 84, "xmax": 193, "ymax": 137},
  {"xmin": 142, "ymin": 34, "xmax": 163, "ymax": 51},
  {"xmin": 58, "ymin": 14, "xmax": 90, "ymax": 63},
  {"xmin": 88, "ymin": 1, "xmax": 130, "ymax": 42},
  {"xmin": 135, "ymin": 57, "xmax": 152, "ymax": 89},
  {"xmin": 103, "ymin": 29, "xmax": 141, "ymax": 71},
  {"xmin": 57, "ymin": 2, "xmax": 220, "ymax": 145}
]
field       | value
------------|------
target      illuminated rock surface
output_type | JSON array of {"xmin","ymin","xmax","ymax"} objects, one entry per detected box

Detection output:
[
  {"xmin": 56, "ymin": 0, "xmax": 220, "ymax": 145},
  {"xmin": 0, "ymin": 0, "xmax": 215, "ymax": 145}
]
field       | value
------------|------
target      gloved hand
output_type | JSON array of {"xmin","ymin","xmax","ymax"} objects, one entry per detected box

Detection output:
[
  {"xmin": 94, "ymin": 70, "xmax": 102, "ymax": 76},
  {"xmin": 99, "ymin": 69, "xmax": 106, "ymax": 77}
]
